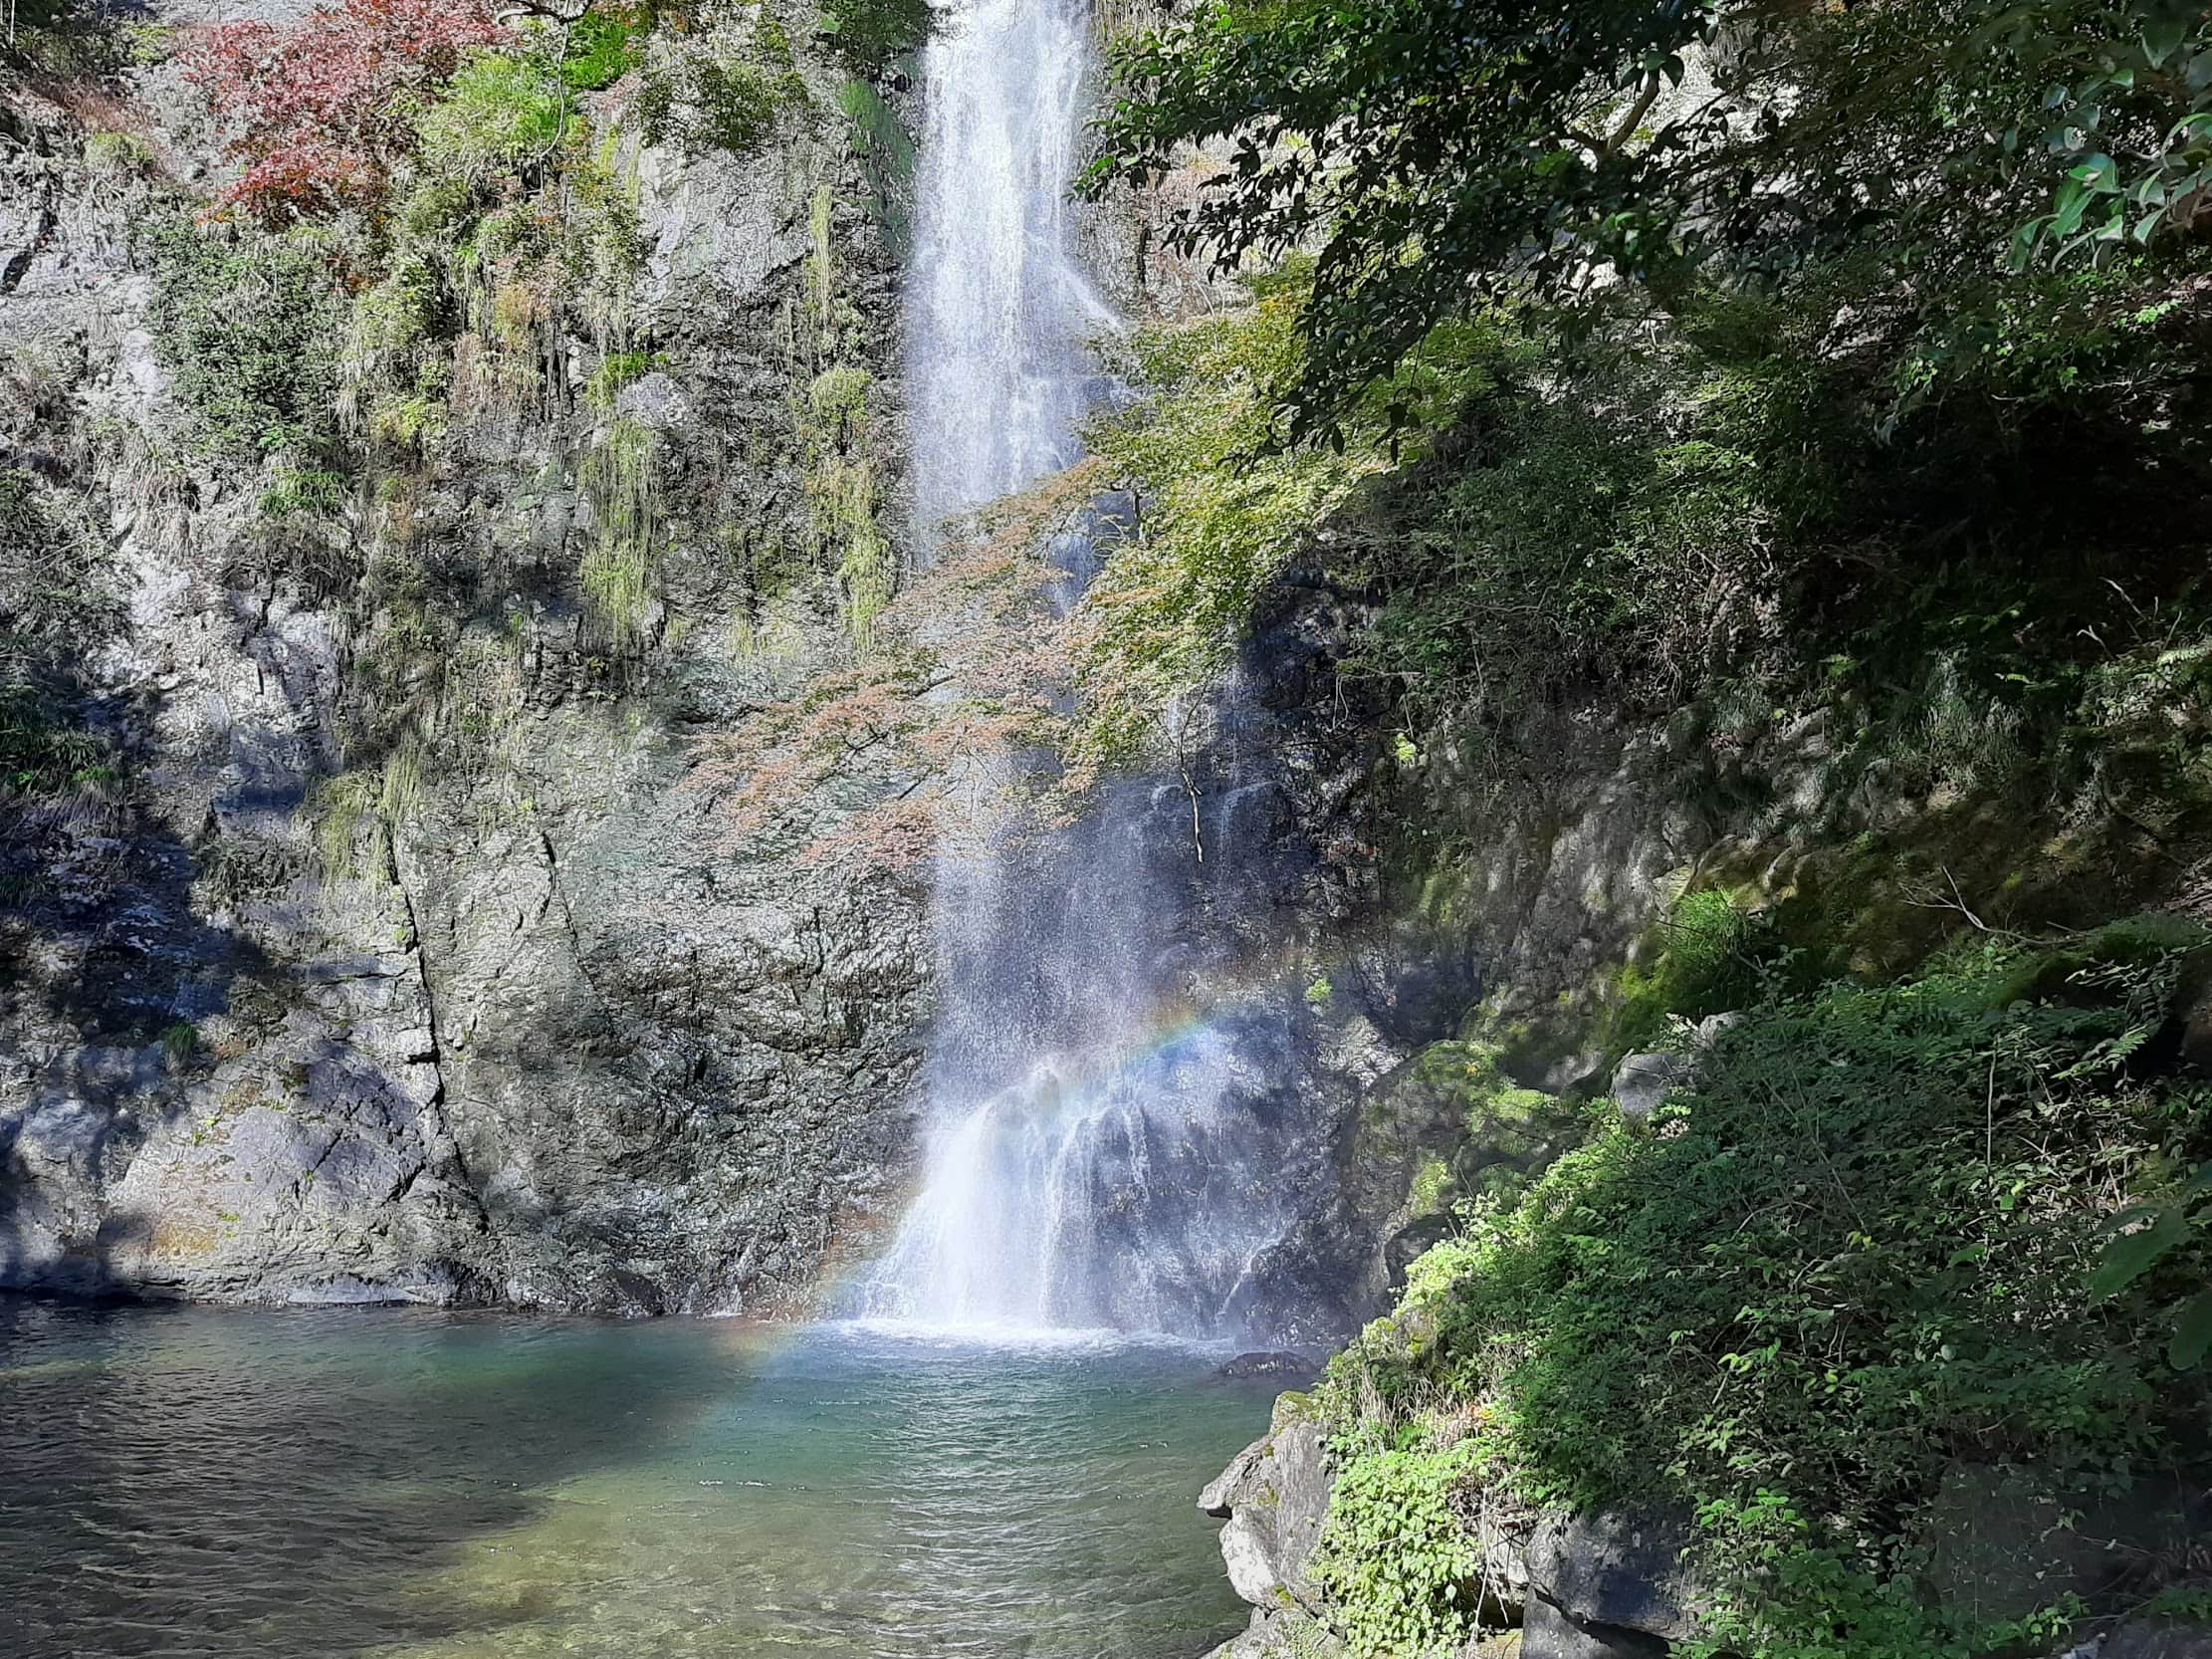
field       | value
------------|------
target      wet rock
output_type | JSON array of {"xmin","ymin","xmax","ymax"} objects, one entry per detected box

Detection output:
[{"xmin": 1201, "ymin": 1413, "xmax": 1334, "ymax": 1610}]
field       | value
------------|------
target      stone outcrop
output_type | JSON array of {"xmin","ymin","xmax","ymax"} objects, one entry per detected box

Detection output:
[
  {"xmin": 0, "ymin": 10, "xmax": 934, "ymax": 1312},
  {"xmin": 1199, "ymin": 1400, "xmax": 1346, "ymax": 1659}
]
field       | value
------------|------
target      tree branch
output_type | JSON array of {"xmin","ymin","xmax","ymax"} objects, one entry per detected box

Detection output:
[{"xmin": 1601, "ymin": 72, "xmax": 1663, "ymax": 156}]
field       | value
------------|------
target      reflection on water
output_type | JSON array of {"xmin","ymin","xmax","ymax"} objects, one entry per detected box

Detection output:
[{"xmin": 0, "ymin": 1301, "xmax": 1265, "ymax": 1659}]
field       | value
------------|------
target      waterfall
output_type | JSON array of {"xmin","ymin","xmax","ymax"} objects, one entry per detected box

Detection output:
[
  {"xmin": 856, "ymin": 0, "xmax": 1302, "ymax": 1339},
  {"xmin": 905, "ymin": 0, "xmax": 1114, "ymax": 537}
]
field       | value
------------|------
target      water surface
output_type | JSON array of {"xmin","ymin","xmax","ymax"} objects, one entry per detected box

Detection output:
[{"xmin": 0, "ymin": 1301, "xmax": 1265, "ymax": 1659}]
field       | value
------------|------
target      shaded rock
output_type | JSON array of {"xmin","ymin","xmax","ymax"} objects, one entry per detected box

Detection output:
[
  {"xmin": 2105, "ymin": 1621, "xmax": 2212, "ymax": 1659},
  {"xmin": 1610, "ymin": 1053, "xmax": 1692, "ymax": 1119},
  {"xmin": 1521, "ymin": 1595, "xmax": 1670, "ymax": 1659},
  {"xmin": 1914, "ymin": 1466, "xmax": 2209, "ymax": 1625},
  {"xmin": 1525, "ymin": 1508, "xmax": 1707, "ymax": 1646}
]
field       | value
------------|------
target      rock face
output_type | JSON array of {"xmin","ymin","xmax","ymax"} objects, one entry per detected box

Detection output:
[
  {"xmin": 1201, "ymin": 1412, "xmax": 1334, "ymax": 1608},
  {"xmin": 1200, "ymin": 1404, "xmax": 1345, "ymax": 1659},
  {"xmin": 0, "ymin": 16, "xmax": 933, "ymax": 1312}
]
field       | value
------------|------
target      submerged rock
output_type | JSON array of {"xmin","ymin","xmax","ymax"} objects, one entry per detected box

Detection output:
[{"xmin": 1215, "ymin": 1350, "xmax": 1322, "ymax": 1383}]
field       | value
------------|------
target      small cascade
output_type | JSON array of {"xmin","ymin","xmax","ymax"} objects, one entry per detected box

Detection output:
[{"xmin": 858, "ymin": 0, "xmax": 1313, "ymax": 1339}]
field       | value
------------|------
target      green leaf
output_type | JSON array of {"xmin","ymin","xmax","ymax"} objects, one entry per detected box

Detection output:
[
  {"xmin": 2091, "ymin": 1206, "xmax": 2192, "ymax": 1300},
  {"xmin": 2173, "ymin": 1291, "xmax": 2212, "ymax": 1370},
  {"xmin": 2053, "ymin": 181, "xmax": 2094, "ymax": 237},
  {"xmin": 2144, "ymin": 16, "xmax": 2190, "ymax": 69}
]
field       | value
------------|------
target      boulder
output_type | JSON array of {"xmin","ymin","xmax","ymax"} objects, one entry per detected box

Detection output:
[
  {"xmin": 1520, "ymin": 1595, "xmax": 1670, "ymax": 1659},
  {"xmin": 1609, "ymin": 1053, "xmax": 1693, "ymax": 1120},
  {"xmin": 1524, "ymin": 1508, "xmax": 1708, "ymax": 1645},
  {"xmin": 1201, "ymin": 1413, "xmax": 1335, "ymax": 1611}
]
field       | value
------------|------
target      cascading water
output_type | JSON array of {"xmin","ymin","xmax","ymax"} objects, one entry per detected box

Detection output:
[
  {"xmin": 854, "ymin": 0, "xmax": 1316, "ymax": 1339},
  {"xmin": 905, "ymin": 0, "xmax": 1114, "ymax": 539}
]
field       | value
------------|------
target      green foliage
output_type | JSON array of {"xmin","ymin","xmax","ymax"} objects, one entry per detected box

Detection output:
[
  {"xmin": 2009, "ymin": 3, "xmax": 2212, "ymax": 262},
  {"xmin": 1085, "ymin": 0, "xmax": 2212, "ymax": 441},
  {"xmin": 586, "ymin": 349, "xmax": 652, "ymax": 409},
  {"xmin": 1310, "ymin": 1442, "xmax": 1487, "ymax": 1657},
  {"xmin": 790, "ymin": 193, "xmax": 895, "ymax": 649},
  {"xmin": 1082, "ymin": 0, "xmax": 1710, "ymax": 435},
  {"xmin": 636, "ymin": 21, "xmax": 808, "ymax": 157},
  {"xmin": 1348, "ymin": 307, "xmax": 1850, "ymax": 732},
  {"xmin": 159, "ymin": 1022, "xmax": 199, "ymax": 1066},
  {"xmin": 0, "ymin": 462, "xmax": 120, "ymax": 801},
  {"xmin": 1613, "ymin": 888, "xmax": 1760, "ymax": 1050},
  {"xmin": 2091, "ymin": 1158, "xmax": 2212, "ymax": 1370},
  {"xmin": 306, "ymin": 769, "xmax": 385, "ymax": 885},
  {"xmin": 82, "ymin": 130, "xmax": 152, "ymax": 177},
  {"xmin": 817, "ymin": 0, "xmax": 932, "ymax": 77},
  {"xmin": 307, "ymin": 746, "xmax": 423, "ymax": 886},
  {"xmin": 146, "ymin": 219, "xmax": 341, "ymax": 462},
  {"xmin": 559, "ymin": 7, "xmax": 645, "ymax": 92},
  {"xmin": 836, "ymin": 79, "xmax": 916, "ymax": 247},
  {"xmin": 415, "ymin": 49, "xmax": 569, "ymax": 182},
  {"xmin": 1322, "ymin": 926, "xmax": 2212, "ymax": 1657},
  {"xmin": 259, "ymin": 463, "xmax": 348, "ymax": 520},
  {"xmin": 578, "ymin": 416, "xmax": 662, "ymax": 648},
  {"xmin": 1073, "ymin": 270, "xmax": 1496, "ymax": 764},
  {"xmin": 0, "ymin": 682, "xmax": 117, "ymax": 801}
]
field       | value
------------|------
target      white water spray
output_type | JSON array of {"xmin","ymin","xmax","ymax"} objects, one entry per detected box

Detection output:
[{"xmin": 858, "ymin": 0, "xmax": 1302, "ymax": 1339}]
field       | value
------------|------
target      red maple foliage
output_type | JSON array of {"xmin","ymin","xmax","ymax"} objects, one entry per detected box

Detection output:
[{"xmin": 182, "ymin": 0, "xmax": 503, "ymax": 222}]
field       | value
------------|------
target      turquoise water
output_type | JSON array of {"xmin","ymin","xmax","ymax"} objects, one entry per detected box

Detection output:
[{"xmin": 0, "ymin": 1301, "xmax": 1270, "ymax": 1659}]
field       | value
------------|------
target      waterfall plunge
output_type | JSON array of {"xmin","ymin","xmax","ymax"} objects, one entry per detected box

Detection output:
[{"xmin": 857, "ymin": 0, "xmax": 1297, "ymax": 1339}]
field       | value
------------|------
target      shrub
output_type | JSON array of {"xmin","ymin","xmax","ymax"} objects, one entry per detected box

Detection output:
[
  {"xmin": 145, "ymin": 218, "xmax": 342, "ymax": 462},
  {"xmin": 578, "ymin": 416, "xmax": 661, "ymax": 647},
  {"xmin": 0, "ymin": 682, "xmax": 117, "ymax": 802},
  {"xmin": 414, "ymin": 48, "xmax": 567, "ymax": 181},
  {"xmin": 635, "ymin": 19, "xmax": 808, "ymax": 157},
  {"xmin": 182, "ymin": 0, "xmax": 503, "ymax": 221},
  {"xmin": 559, "ymin": 5, "xmax": 644, "ymax": 91},
  {"xmin": 817, "ymin": 0, "xmax": 932, "ymax": 77},
  {"xmin": 82, "ymin": 130, "xmax": 152, "ymax": 177},
  {"xmin": 1322, "ymin": 925, "xmax": 2212, "ymax": 1657},
  {"xmin": 1311, "ymin": 1443, "xmax": 1488, "ymax": 1657}
]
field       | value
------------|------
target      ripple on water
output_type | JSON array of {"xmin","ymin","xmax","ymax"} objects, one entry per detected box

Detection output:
[{"xmin": 0, "ymin": 1300, "xmax": 1272, "ymax": 1659}]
